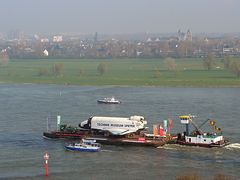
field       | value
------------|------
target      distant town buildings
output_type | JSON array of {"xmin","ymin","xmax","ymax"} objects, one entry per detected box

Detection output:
[
  {"xmin": 41, "ymin": 38, "xmax": 49, "ymax": 43},
  {"xmin": 178, "ymin": 29, "xmax": 192, "ymax": 41},
  {"xmin": 53, "ymin": 36, "xmax": 63, "ymax": 42},
  {"xmin": 186, "ymin": 29, "xmax": 192, "ymax": 41},
  {"xmin": 0, "ymin": 30, "xmax": 240, "ymax": 59}
]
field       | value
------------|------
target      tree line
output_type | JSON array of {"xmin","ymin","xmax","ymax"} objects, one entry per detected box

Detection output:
[{"xmin": 203, "ymin": 53, "xmax": 240, "ymax": 77}]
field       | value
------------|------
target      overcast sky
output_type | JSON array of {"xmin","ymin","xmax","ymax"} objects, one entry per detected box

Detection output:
[{"xmin": 1, "ymin": 0, "xmax": 239, "ymax": 35}]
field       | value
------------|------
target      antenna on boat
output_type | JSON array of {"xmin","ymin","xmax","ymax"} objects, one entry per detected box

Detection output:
[
  {"xmin": 189, "ymin": 118, "xmax": 203, "ymax": 135},
  {"xmin": 57, "ymin": 115, "xmax": 61, "ymax": 131},
  {"xmin": 46, "ymin": 117, "xmax": 49, "ymax": 132},
  {"xmin": 198, "ymin": 118, "xmax": 211, "ymax": 129}
]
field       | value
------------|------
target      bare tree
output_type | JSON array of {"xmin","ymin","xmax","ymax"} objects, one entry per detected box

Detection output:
[
  {"xmin": 230, "ymin": 61, "xmax": 240, "ymax": 78},
  {"xmin": 203, "ymin": 52, "xmax": 215, "ymax": 70},
  {"xmin": 176, "ymin": 42, "xmax": 188, "ymax": 58},
  {"xmin": 154, "ymin": 68, "xmax": 161, "ymax": 78},
  {"xmin": 52, "ymin": 63, "xmax": 63, "ymax": 76},
  {"xmin": 97, "ymin": 62, "xmax": 107, "ymax": 75},
  {"xmin": 223, "ymin": 55, "xmax": 232, "ymax": 69},
  {"xmin": 159, "ymin": 41, "xmax": 169, "ymax": 58},
  {"xmin": 164, "ymin": 57, "xmax": 176, "ymax": 71},
  {"xmin": 0, "ymin": 50, "xmax": 9, "ymax": 67}
]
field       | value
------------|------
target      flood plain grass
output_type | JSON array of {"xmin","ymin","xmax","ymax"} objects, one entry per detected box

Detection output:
[{"xmin": 0, "ymin": 58, "xmax": 239, "ymax": 87}]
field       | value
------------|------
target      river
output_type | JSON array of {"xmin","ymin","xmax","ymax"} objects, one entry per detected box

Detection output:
[{"xmin": 0, "ymin": 84, "xmax": 239, "ymax": 179}]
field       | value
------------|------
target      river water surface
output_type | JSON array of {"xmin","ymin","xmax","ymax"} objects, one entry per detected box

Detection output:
[{"xmin": 0, "ymin": 84, "xmax": 239, "ymax": 179}]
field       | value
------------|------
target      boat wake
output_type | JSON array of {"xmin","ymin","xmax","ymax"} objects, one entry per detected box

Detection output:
[
  {"xmin": 157, "ymin": 144, "xmax": 179, "ymax": 150},
  {"xmin": 224, "ymin": 143, "xmax": 240, "ymax": 150},
  {"xmin": 101, "ymin": 149, "xmax": 114, "ymax": 152}
]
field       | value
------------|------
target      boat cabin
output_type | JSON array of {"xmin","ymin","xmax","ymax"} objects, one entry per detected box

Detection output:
[
  {"xmin": 185, "ymin": 134, "xmax": 224, "ymax": 144},
  {"xmin": 179, "ymin": 115, "xmax": 192, "ymax": 124}
]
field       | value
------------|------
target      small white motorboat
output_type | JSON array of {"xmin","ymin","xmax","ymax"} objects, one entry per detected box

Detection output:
[{"xmin": 97, "ymin": 97, "xmax": 121, "ymax": 104}]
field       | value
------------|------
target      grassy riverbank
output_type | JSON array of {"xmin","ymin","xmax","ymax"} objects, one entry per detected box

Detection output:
[{"xmin": 0, "ymin": 58, "xmax": 239, "ymax": 87}]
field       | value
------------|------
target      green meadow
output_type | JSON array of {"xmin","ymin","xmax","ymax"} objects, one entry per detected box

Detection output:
[{"xmin": 0, "ymin": 58, "xmax": 239, "ymax": 87}]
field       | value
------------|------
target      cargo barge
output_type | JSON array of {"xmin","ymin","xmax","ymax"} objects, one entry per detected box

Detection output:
[
  {"xmin": 43, "ymin": 131, "xmax": 175, "ymax": 147},
  {"xmin": 43, "ymin": 115, "xmax": 176, "ymax": 147}
]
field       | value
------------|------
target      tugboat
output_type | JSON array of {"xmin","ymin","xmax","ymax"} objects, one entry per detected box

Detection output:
[
  {"xmin": 176, "ymin": 115, "xmax": 229, "ymax": 148},
  {"xmin": 65, "ymin": 139, "xmax": 101, "ymax": 152},
  {"xmin": 97, "ymin": 97, "xmax": 121, "ymax": 104}
]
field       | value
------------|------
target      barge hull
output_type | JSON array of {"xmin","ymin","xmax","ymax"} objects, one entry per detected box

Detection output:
[
  {"xmin": 43, "ymin": 132, "xmax": 85, "ymax": 139},
  {"xmin": 86, "ymin": 138, "xmax": 165, "ymax": 147},
  {"xmin": 176, "ymin": 140, "xmax": 230, "ymax": 148},
  {"xmin": 43, "ymin": 131, "xmax": 171, "ymax": 147}
]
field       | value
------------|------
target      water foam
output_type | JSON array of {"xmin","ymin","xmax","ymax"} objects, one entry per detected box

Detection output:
[
  {"xmin": 101, "ymin": 149, "xmax": 114, "ymax": 152},
  {"xmin": 224, "ymin": 143, "xmax": 240, "ymax": 150},
  {"xmin": 157, "ymin": 144, "xmax": 178, "ymax": 150}
]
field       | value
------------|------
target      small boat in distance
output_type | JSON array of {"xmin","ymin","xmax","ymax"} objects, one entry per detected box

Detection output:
[
  {"xmin": 176, "ymin": 115, "xmax": 229, "ymax": 148},
  {"xmin": 97, "ymin": 97, "xmax": 121, "ymax": 104},
  {"xmin": 65, "ymin": 139, "xmax": 101, "ymax": 152}
]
